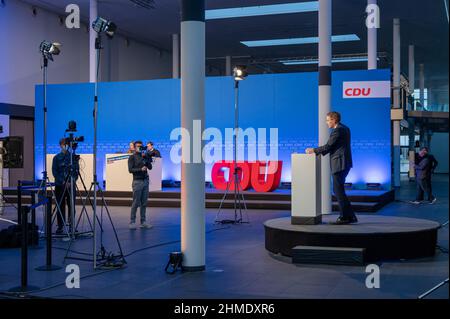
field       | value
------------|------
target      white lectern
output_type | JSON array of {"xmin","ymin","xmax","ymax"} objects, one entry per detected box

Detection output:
[
  {"xmin": 291, "ymin": 154, "xmax": 322, "ymax": 225},
  {"xmin": 105, "ymin": 154, "xmax": 162, "ymax": 192},
  {"xmin": 46, "ymin": 154, "xmax": 94, "ymax": 191}
]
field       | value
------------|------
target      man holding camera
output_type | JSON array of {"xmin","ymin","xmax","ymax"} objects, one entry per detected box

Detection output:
[
  {"xmin": 128, "ymin": 140, "xmax": 152, "ymax": 230},
  {"xmin": 52, "ymin": 138, "xmax": 79, "ymax": 234},
  {"xmin": 146, "ymin": 141, "xmax": 161, "ymax": 158}
]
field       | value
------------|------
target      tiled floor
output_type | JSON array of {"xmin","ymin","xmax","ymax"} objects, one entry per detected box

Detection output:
[{"xmin": 0, "ymin": 175, "xmax": 448, "ymax": 299}]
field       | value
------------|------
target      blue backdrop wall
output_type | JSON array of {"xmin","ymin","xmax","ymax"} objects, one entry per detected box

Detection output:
[{"xmin": 35, "ymin": 69, "xmax": 392, "ymax": 189}]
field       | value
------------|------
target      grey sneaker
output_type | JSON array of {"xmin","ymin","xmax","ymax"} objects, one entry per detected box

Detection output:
[
  {"xmin": 410, "ymin": 200, "xmax": 422, "ymax": 205},
  {"xmin": 129, "ymin": 222, "xmax": 137, "ymax": 230},
  {"xmin": 429, "ymin": 198, "xmax": 437, "ymax": 205},
  {"xmin": 140, "ymin": 223, "xmax": 153, "ymax": 229}
]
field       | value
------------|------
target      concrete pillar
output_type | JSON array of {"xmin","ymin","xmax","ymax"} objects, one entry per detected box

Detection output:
[
  {"xmin": 318, "ymin": 0, "xmax": 332, "ymax": 214},
  {"xmin": 89, "ymin": 0, "xmax": 98, "ymax": 83},
  {"xmin": 407, "ymin": 44, "xmax": 415, "ymax": 179},
  {"xmin": 408, "ymin": 45, "xmax": 415, "ymax": 110},
  {"xmin": 173, "ymin": 34, "xmax": 180, "ymax": 78},
  {"xmin": 180, "ymin": 0, "xmax": 205, "ymax": 271},
  {"xmin": 392, "ymin": 18, "xmax": 401, "ymax": 188},
  {"xmin": 419, "ymin": 63, "xmax": 425, "ymax": 109},
  {"xmin": 367, "ymin": 0, "xmax": 378, "ymax": 70},
  {"xmin": 225, "ymin": 55, "xmax": 232, "ymax": 76}
]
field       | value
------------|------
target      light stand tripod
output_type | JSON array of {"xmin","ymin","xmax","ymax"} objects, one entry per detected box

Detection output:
[
  {"xmin": 64, "ymin": 32, "xmax": 125, "ymax": 269},
  {"xmin": 215, "ymin": 72, "xmax": 249, "ymax": 225},
  {"xmin": 37, "ymin": 45, "xmax": 72, "ymax": 252}
]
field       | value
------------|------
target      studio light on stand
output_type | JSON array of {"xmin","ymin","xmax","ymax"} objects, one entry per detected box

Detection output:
[
  {"xmin": 89, "ymin": 16, "xmax": 125, "ymax": 270},
  {"xmin": 215, "ymin": 66, "xmax": 250, "ymax": 225},
  {"xmin": 34, "ymin": 41, "xmax": 63, "ymax": 271},
  {"xmin": 39, "ymin": 41, "xmax": 61, "ymax": 192}
]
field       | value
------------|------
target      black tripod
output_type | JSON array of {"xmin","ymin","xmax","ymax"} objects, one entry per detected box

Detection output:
[
  {"xmin": 50, "ymin": 145, "xmax": 97, "ymax": 239},
  {"xmin": 36, "ymin": 51, "xmax": 73, "ymax": 247},
  {"xmin": 215, "ymin": 79, "xmax": 249, "ymax": 224},
  {"xmin": 64, "ymin": 31, "xmax": 126, "ymax": 270}
]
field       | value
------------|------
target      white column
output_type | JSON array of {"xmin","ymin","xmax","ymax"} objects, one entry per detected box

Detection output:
[
  {"xmin": 318, "ymin": 0, "xmax": 332, "ymax": 214},
  {"xmin": 419, "ymin": 63, "xmax": 425, "ymax": 109},
  {"xmin": 408, "ymin": 45, "xmax": 415, "ymax": 96},
  {"xmin": 392, "ymin": 18, "xmax": 401, "ymax": 187},
  {"xmin": 172, "ymin": 34, "xmax": 180, "ymax": 79},
  {"xmin": 225, "ymin": 55, "xmax": 232, "ymax": 76},
  {"xmin": 367, "ymin": 0, "xmax": 378, "ymax": 70},
  {"xmin": 89, "ymin": 0, "xmax": 98, "ymax": 83},
  {"xmin": 180, "ymin": 0, "xmax": 205, "ymax": 271},
  {"xmin": 407, "ymin": 45, "xmax": 415, "ymax": 179}
]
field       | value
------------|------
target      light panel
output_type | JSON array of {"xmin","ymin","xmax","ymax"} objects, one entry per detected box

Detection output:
[
  {"xmin": 205, "ymin": 2, "xmax": 319, "ymax": 20},
  {"xmin": 241, "ymin": 34, "xmax": 360, "ymax": 47},
  {"xmin": 280, "ymin": 57, "xmax": 369, "ymax": 65}
]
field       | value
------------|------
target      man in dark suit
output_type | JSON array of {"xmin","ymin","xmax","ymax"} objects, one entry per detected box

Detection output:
[
  {"xmin": 146, "ymin": 141, "xmax": 161, "ymax": 158},
  {"xmin": 306, "ymin": 111, "xmax": 357, "ymax": 225},
  {"xmin": 411, "ymin": 146, "xmax": 438, "ymax": 205}
]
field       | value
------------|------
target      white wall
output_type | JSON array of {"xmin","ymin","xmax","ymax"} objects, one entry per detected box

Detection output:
[
  {"xmin": 430, "ymin": 133, "xmax": 449, "ymax": 174},
  {"xmin": 0, "ymin": 0, "xmax": 172, "ymax": 106}
]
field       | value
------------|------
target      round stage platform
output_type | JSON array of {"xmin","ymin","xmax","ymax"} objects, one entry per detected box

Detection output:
[{"xmin": 264, "ymin": 215, "xmax": 440, "ymax": 262}]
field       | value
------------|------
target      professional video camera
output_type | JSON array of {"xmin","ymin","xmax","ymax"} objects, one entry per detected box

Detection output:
[
  {"xmin": 64, "ymin": 120, "xmax": 84, "ymax": 150},
  {"xmin": 138, "ymin": 145, "xmax": 153, "ymax": 170}
]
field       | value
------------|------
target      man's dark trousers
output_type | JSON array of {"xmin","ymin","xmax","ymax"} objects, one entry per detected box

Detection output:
[
  {"xmin": 332, "ymin": 168, "xmax": 355, "ymax": 219},
  {"xmin": 55, "ymin": 183, "xmax": 76, "ymax": 230},
  {"xmin": 416, "ymin": 176, "xmax": 433, "ymax": 201}
]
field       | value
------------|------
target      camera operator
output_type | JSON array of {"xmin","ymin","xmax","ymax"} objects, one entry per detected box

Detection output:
[
  {"xmin": 52, "ymin": 138, "xmax": 79, "ymax": 234},
  {"xmin": 146, "ymin": 141, "xmax": 161, "ymax": 158},
  {"xmin": 128, "ymin": 140, "xmax": 152, "ymax": 230}
]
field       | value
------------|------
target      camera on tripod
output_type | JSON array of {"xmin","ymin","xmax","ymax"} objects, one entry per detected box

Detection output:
[
  {"xmin": 64, "ymin": 120, "xmax": 84, "ymax": 150},
  {"xmin": 138, "ymin": 145, "xmax": 153, "ymax": 169}
]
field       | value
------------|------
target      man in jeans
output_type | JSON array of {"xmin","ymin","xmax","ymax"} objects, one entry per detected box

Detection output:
[{"xmin": 128, "ymin": 141, "xmax": 152, "ymax": 230}]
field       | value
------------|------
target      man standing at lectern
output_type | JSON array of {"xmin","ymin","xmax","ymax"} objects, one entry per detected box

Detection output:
[{"xmin": 306, "ymin": 111, "xmax": 357, "ymax": 225}]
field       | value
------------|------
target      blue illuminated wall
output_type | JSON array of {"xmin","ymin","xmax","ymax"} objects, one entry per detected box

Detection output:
[{"xmin": 35, "ymin": 69, "xmax": 391, "ymax": 189}]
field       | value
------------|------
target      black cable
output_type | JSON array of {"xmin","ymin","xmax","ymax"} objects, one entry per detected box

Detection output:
[
  {"xmin": 436, "ymin": 245, "xmax": 449, "ymax": 254},
  {"xmin": 124, "ymin": 225, "xmax": 231, "ymax": 258},
  {"xmin": 0, "ymin": 268, "xmax": 117, "ymax": 299},
  {"xmin": 52, "ymin": 225, "xmax": 231, "ymax": 259},
  {"xmin": 0, "ymin": 224, "xmax": 232, "ymax": 299},
  {"xmin": 438, "ymin": 221, "xmax": 449, "ymax": 229}
]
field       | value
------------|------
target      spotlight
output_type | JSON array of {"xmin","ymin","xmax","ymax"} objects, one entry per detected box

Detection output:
[
  {"xmin": 39, "ymin": 41, "xmax": 61, "ymax": 61},
  {"xmin": 165, "ymin": 252, "xmax": 183, "ymax": 274},
  {"xmin": 233, "ymin": 65, "xmax": 248, "ymax": 81},
  {"xmin": 92, "ymin": 17, "xmax": 117, "ymax": 38}
]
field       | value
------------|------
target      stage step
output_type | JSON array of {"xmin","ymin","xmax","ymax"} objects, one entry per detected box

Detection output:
[
  {"xmin": 3, "ymin": 188, "xmax": 394, "ymax": 212},
  {"xmin": 291, "ymin": 245, "xmax": 366, "ymax": 266}
]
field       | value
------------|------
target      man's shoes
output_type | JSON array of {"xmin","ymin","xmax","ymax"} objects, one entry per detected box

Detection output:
[
  {"xmin": 429, "ymin": 197, "xmax": 437, "ymax": 205},
  {"xmin": 129, "ymin": 222, "xmax": 137, "ymax": 230},
  {"xmin": 410, "ymin": 200, "xmax": 422, "ymax": 205},
  {"xmin": 140, "ymin": 223, "xmax": 153, "ymax": 229},
  {"xmin": 331, "ymin": 216, "xmax": 358, "ymax": 225}
]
